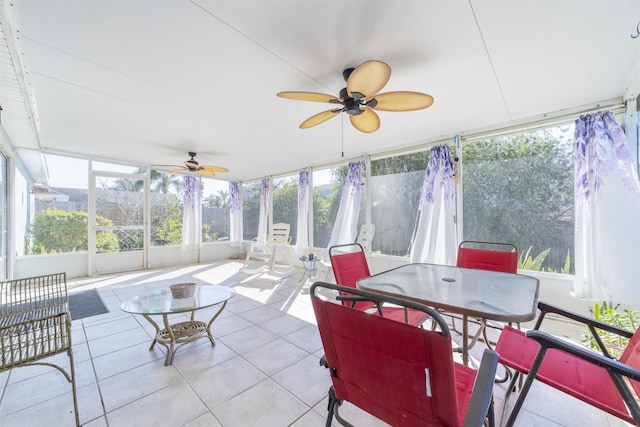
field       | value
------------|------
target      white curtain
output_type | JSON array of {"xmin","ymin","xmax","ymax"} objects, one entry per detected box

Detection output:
[
  {"xmin": 229, "ymin": 181, "xmax": 242, "ymax": 247},
  {"xmin": 573, "ymin": 110, "xmax": 640, "ymax": 301},
  {"xmin": 327, "ymin": 161, "xmax": 364, "ymax": 248},
  {"xmin": 410, "ymin": 144, "xmax": 457, "ymax": 264},
  {"xmin": 257, "ymin": 178, "xmax": 270, "ymax": 245},
  {"xmin": 296, "ymin": 170, "xmax": 310, "ymax": 256},
  {"xmin": 181, "ymin": 176, "xmax": 202, "ymax": 249}
]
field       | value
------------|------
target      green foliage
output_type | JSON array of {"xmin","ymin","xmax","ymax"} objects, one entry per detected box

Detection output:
[
  {"xmin": 313, "ymin": 181, "xmax": 343, "ymax": 248},
  {"xmin": 518, "ymin": 247, "xmax": 571, "ymax": 274},
  {"xmin": 30, "ymin": 208, "xmax": 118, "ymax": 253},
  {"xmin": 202, "ymin": 224, "xmax": 218, "ymax": 242},
  {"xmin": 582, "ymin": 301, "xmax": 639, "ymax": 358},
  {"xmin": 242, "ymin": 181, "xmax": 263, "ymax": 239},
  {"xmin": 273, "ymin": 180, "xmax": 299, "ymax": 244},
  {"xmin": 151, "ymin": 195, "xmax": 182, "ymax": 245},
  {"xmin": 462, "ymin": 127, "xmax": 575, "ymax": 273},
  {"xmin": 204, "ymin": 189, "xmax": 230, "ymax": 208},
  {"xmin": 518, "ymin": 247, "xmax": 550, "ymax": 271}
]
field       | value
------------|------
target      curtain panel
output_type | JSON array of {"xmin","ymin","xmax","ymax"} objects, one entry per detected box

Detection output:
[
  {"xmin": 229, "ymin": 181, "xmax": 243, "ymax": 247},
  {"xmin": 410, "ymin": 144, "xmax": 457, "ymax": 265},
  {"xmin": 573, "ymin": 110, "xmax": 640, "ymax": 301},
  {"xmin": 257, "ymin": 178, "xmax": 270, "ymax": 245},
  {"xmin": 296, "ymin": 170, "xmax": 310, "ymax": 255},
  {"xmin": 327, "ymin": 161, "xmax": 364, "ymax": 248},
  {"xmin": 181, "ymin": 176, "xmax": 202, "ymax": 249}
]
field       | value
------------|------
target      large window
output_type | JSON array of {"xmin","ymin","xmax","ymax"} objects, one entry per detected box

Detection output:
[
  {"xmin": 461, "ymin": 124, "xmax": 575, "ymax": 273},
  {"xmin": 148, "ymin": 170, "xmax": 182, "ymax": 246},
  {"xmin": 28, "ymin": 154, "xmax": 92, "ymax": 254},
  {"xmin": 312, "ymin": 167, "xmax": 342, "ymax": 248},
  {"xmin": 202, "ymin": 178, "xmax": 230, "ymax": 242},
  {"xmin": 242, "ymin": 181, "xmax": 262, "ymax": 241},
  {"xmin": 272, "ymin": 174, "xmax": 298, "ymax": 245},
  {"xmin": 370, "ymin": 152, "xmax": 430, "ymax": 256}
]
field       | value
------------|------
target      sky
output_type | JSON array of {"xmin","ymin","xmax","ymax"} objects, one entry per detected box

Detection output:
[{"xmin": 44, "ymin": 153, "xmax": 333, "ymax": 194}]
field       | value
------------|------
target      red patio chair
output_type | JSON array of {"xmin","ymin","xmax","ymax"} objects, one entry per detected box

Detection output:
[
  {"xmin": 452, "ymin": 241, "xmax": 519, "ymax": 354},
  {"xmin": 495, "ymin": 301, "xmax": 640, "ymax": 426},
  {"xmin": 310, "ymin": 281, "xmax": 499, "ymax": 427},
  {"xmin": 456, "ymin": 240, "xmax": 518, "ymax": 273},
  {"xmin": 329, "ymin": 242, "xmax": 428, "ymax": 325}
]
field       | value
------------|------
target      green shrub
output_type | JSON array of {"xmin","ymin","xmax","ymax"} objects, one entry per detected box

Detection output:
[{"xmin": 582, "ymin": 301, "xmax": 639, "ymax": 358}]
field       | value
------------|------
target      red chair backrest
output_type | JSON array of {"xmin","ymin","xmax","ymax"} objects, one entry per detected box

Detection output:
[
  {"xmin": 312, "ymin": 294, "xmax": 462, "ymax": 426},
  {"xmin": 618, "ymin": 326, "xmax": 640, "ymax": 398},
  {"xmin": 456, "ymin": 241, "xmax": 518, "ymax": 273},
  {"xmin": 330, "ymin": 244, "xmax": 372, "ymax": 310}
]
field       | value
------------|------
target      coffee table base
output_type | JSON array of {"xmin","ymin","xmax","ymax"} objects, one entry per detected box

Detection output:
[{"xmin": 143, "ymin": 300, "xmax": 227, "ymax": 366}]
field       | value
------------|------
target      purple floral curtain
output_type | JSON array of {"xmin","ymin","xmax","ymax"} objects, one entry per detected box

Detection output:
[
  {"xmin": 229, "ymin": 182, "xmax": 242, "ymax": 247},
  {"xmin": 574, "ymin": 111, "xmax": 640, "ymax": 301},
  {"xmin": 327, "ymin": 161, "xmax": 364, "ymax": 248},
  {"xmin": 181, "ymin": 176, "xmax": 202, "ymax": 249},
  {"xmin": 410, "ymin": 144, "xmax": 457, "ymax": 264},
  {"xmin": 296, "ymin": 170, "xmax": 310, "ymax": 254}
]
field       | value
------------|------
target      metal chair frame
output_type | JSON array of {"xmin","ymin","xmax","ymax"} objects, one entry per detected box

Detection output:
[
  {"xmin": 329, "ymin": 242, "xmax": 429, "ymax": 326},
  {"xmin": 496, "ymin": 301, "xmax": 640, "ymax": 426},
  {"xmin": 0, "ymin": 272, "xmax": 79, "ymax": 426},
  {"xmin": 311, "ymin": 281, "xmax": 499, "ymax": 427}
]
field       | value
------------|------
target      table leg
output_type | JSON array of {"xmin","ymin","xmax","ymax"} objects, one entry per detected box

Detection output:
[
  {"xmin": 143, "ymin": 314, "xmax": 161, "ymax": 350},
  {"xmin": 462, "ymin": 314, "xmax": 469, "ymax": 366},
  {"xmin": 139, "ymin": 301, "xmax": 229, "ymax": 366},
  {"xmin": 142, "ymin": 314, "xmax": 176, "ymax": 366},
  {"xmin": 162, "ymin": 314, "xmax": 177, "ymax": 366},
  {"xmin": 299, "ymin": 267, "xmax": 309, "ymax": 283},
  {"xmin": 205, "ymin": 300, "xmax": 228, "ymax": 346}
]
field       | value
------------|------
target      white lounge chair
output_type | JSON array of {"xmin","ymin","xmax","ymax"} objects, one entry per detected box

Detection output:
[{"xmin": 240, "ymin": 223, "xmax": 295, "ymax": 277}]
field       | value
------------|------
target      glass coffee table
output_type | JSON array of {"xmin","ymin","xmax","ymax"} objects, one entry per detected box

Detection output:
[{"xmin": 120, "ymin": 285, "xmax": 234, "ymax": 366}]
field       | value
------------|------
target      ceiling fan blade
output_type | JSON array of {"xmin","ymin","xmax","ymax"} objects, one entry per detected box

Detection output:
[
  {"xmin": 347, "ymin": 60, "xmax": 391, "ymax": 98},
  {"xmin": 300, "ymin": 109, "xmax": 342, "ymax": 129},
  {"xmin": 185, "ymin": 161, "xmax": 199, "ymax": 168},
  {"xmin": 372, "ymin": 91, "xmax": 434, "ymax": 111},
  {"xmin": 350, "ymin": 109, "xmax": 380, "ymax": 133},
  {"xmin": 169, "ymin": 168, "xmax": 186, "ymax": 174},
  {"xmin": 197, "ymin": 169, "xmax": 216, "ymax": 177},
  {"xmin": 277, "ymin": 91, "xmax": 339, "ymax": 103},
  {"xmin": 200, "ymin": 165, "xmax": 229, "ymax": 173}
]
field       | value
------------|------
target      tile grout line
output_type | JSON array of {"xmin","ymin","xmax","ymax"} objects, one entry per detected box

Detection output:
[{"xmin": 80, "ymin": 318, "xmax": 111, "ymax": 426}]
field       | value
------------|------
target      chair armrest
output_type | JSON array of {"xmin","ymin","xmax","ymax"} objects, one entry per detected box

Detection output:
[
  {"xmin": 537, "ymin": 301, "xmax": 634, "ymax": 338},
  {"xmin": 526, "ymin": 329, "xmax": 640, "ymax": 382},
  {"xmin": 463, "ymin": 349, "xmax": 499, "ymax": 427}
]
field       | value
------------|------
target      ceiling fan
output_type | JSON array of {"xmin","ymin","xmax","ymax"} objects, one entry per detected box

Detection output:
[
  {"xmin": 152, "ymin": 152, "xmax": 229, "ymax": 177},
  {"xmin": 277, "ymin": 60, "xmax": 434, "ymax": 133}
]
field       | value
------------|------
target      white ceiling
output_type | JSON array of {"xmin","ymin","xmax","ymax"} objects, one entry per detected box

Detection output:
[{"xmin": 2, "ymin": 0, "xmax": 640, "ymax": 183}]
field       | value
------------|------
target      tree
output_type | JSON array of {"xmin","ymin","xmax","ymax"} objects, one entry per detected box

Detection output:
[
  {"xmin": 204, "ymin": 189, "xmax": 230, "ymax": 208},
  {"xmin": 150, "ymin": 170, "xmax": 181, "ymax": 194},
  {"xmin": 272, "ymin": 180, "xmax": 298, "ymax": 244},
  {"xmin": 462, "ymin": 127, "xmax": 574, "ymax": 272},
  {"xmin": 151, "ymin": 195, "xmax": 182, "ymax": 245},
  {"xmin": 242, "ymin": 182, "xmax": 263, "ymax": 240},
  {"xmin": 30, "ymin": 208, "xmax": 119, "ymax": 253},
  {"xmin": 110, "ymin": 169, "xmax": 181, "ymax": 194}
]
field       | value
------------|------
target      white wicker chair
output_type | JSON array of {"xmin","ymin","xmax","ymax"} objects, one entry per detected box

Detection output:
[{"xmin": 0, "ymin": 273, "xmax": 79, "ymax": 426}]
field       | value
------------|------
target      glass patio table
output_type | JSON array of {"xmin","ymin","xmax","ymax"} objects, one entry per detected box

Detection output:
[
  {"xmin": 120, "ymin": 285, "xmax": 234, "ymax": 365},
  {"xmin": 357, "ymin": 263, "xmax": 539, "ymax": 365}
]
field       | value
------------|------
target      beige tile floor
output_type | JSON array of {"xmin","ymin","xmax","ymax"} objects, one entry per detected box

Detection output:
[{"xmin": 0, "ymin": 260, "xmax": 634, "ymax": 427}]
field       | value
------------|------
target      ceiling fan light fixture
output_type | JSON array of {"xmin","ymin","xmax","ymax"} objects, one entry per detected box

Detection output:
[
  {"xmin": 152, "ymin": 152, "xmax": 228, "ymax": 176},
  {"xmin": 277, "ymin": 60, "xmax": 432, "ymax": 133}
]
